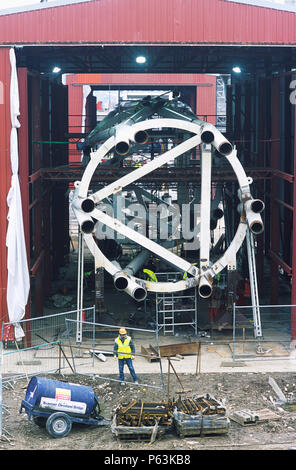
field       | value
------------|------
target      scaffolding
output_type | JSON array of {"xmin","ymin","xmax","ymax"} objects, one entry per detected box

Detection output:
[{"xmin": 155, "ymin": 273, "xmax": 198, "ymax": 336}]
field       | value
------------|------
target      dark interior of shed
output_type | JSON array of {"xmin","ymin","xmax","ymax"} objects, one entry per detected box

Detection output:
[{"xmin": 14, "ymin": 43, "xmax": 296, "ymax": 336}]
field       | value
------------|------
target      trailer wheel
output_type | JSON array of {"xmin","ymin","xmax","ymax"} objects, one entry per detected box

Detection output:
[{"xmin": 46, "ymin": 412, "xmax": 72, "ymax": 438}]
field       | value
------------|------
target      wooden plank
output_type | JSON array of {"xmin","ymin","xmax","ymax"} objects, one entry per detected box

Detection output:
[
  {"xmin": 158, "ymin": 342, "xmax": 198, "ymax": 357},
  {"xmin": 256, "ymin": 408, "xmax": 281, "ymax": 422},
  {"xmin": 141, "ymin": 345, "xmax": 159, "ymax": 362}
]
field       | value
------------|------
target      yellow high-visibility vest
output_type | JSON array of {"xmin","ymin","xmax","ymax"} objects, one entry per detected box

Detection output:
[
  {"xmin": 143, "ymin": 269, "xmax": 158, "ymax": 282},
  {"xmin": 115, "ymin": 336, "xmax": 132, "ymax": 359},
  {"xmin": 183, "ymin": 263, "xmax": 197, "ymax": 280}
]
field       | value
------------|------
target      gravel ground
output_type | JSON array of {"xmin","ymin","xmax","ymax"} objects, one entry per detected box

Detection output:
[{"xmin": 1, "ymin": 371, "xmax": 296, "ymax": 452}]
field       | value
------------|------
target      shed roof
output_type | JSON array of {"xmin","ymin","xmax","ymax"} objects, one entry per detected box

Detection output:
[{"xmin": 0, "ymin": 0, "xmax": 296, "ymax": 46}]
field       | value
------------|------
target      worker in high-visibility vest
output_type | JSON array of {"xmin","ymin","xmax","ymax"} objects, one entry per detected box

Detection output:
[
  {"xmin": 216, "ymin": 272, "xmax": 221, "ymax": 286},
  {"xmin": 183, "ymin": 263, "xmax": 198, "ymax": 280},
  {"xmin": 143, "ymin": 269, "xmax": 158, "ymax": 282},
  {"xmin": 113, "ymin": 328, "xmax": 138, "ymax": 385}
]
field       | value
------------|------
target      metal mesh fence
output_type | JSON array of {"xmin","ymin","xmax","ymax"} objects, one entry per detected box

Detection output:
[
  {"xmin": 0, "ymin": 306, "xmax": 95, "ymax": 381},
  {"xmin": 232, "ymin": 304, "xmax": 295, "ymax": 361}
]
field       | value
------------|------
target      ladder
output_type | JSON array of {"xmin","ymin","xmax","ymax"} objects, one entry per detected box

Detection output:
[
  {"xmin": 155, "ymin": 272, "xmax": 198, "ymax": 336},
  {"xmin": 162, "ymin": 297, "xmax": 175, "ymax": 336},
  {"xmin": 156, "ymin": 292, "xmax": 175, "ymax": 336},
  {"xmin": 246, "ymin": 228, "xmax": 262, "ymax": 338}
]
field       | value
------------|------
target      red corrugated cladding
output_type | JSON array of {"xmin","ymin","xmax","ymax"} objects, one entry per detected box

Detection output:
[
  {"xmin": 68, "ymin": 74, "xmax": 85, "ymax": 164},
  {"xmin": 0, "ymin": 0, "xmax": 296, "ymax": 45}
]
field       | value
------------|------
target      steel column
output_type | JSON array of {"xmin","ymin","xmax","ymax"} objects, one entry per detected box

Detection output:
[
  {"xmin": 30, "ymin": 75, "xmax": 44, "ymax": 316},
  {"xmin": 40, "ymin": 79, "xmax": 52, "ymax": 298},
  {"xmin": 270, "ymin": 76, "xmax": 281, "ymax": 306},
  {"xmin": 291, "ymin": 73, "xmax": 296, "ymax": 344},
  {"xmin": 256, "ymin": 78, "xmax": 266, "ymax": 292},
  {"xmin": 18, "ymin": 67, "xmax": 31, "ymax": 345}
]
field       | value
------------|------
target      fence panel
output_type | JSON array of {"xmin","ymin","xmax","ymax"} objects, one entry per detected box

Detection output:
[{"xmin": 0, "ymin": 306, "xmax": 95, "ymax": 381}]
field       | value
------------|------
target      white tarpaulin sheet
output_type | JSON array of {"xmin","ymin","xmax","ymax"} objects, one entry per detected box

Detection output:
[{"xmin": 6, "ymin": 48, "xmax": 30, "ymax": 341}]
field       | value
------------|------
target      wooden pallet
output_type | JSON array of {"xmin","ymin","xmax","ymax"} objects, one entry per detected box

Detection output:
[{"xmin": 112, "ymin": 425, "xmax": 167, "ymax": 441}]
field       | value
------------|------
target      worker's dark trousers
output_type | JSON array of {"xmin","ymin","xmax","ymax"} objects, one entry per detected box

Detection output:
[{"xmin": 118, "ymin": 358, "xmax": 138, "ymax": 382}]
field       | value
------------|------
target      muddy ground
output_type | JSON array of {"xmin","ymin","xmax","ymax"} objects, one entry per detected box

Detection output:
[{"xmin": 1, "ymin": 371, "xmax": 296, "ymax": 452}]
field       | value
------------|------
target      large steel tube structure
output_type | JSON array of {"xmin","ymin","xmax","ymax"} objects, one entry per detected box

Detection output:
[
  {"xmin": 113, "ymin": 270, "xmax": 147, "ymax": 301},
  {"xmin": 72, "ymin": 96, "xmax": 264, "ymax": 303}
]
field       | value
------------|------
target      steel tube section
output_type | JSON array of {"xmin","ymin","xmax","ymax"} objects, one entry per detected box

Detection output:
[
  {"xmin": 76, "ymin": 230, "xmax": 84, "ymax": 344},
  {"xmin": 244, "ymin": 205, "xmax": 264, "ymax": 235},
  {"xmin": 72, "ymin": 207, "xmax": 95, "ymax": 234},
  {"xmin": 134, "ymin": 129, "xmax": 148, "ymax": 145},
  {"xmin": 112, "ymin": 260, "xmax": 148, "ymax": 301},
  {"xmin": 200, "ymin": 123, "xmax": 233, "ymax": 156},
  {"xmin": 124, "ymin": 249, "xmax": 150, "ymax": 276},
  {"xmin": 113, "ymin": 271, "xmax": 147, "ymax": 301},
  {"xmin": 212, "ymin": 208, "xmax": 224, "ymax": 220},
  {"xmin": 114, "ymin": 271, "xmax": 129, "ymax": 291},
  {"xmin": 124, "ymin": 278, "xmax": 147, "ymax": 302},
  {"xmin": 198, "ymin": 275, "xmax": 213, "ymax": 299},
  {"xmin": 237, "ymin": 198, "xmax": 264, "ymax": 235},
  {"xmin": 114, "ymin": 124, "xmax": 134, "ymax": 156},
  {"xmin": 89, "ymin": 242, "xmax": 147, "ymax": 302},
  {"xmin": 84, "ymin": 99, "xmax": 160, "ymax": 149},
  {"xmin": 199, "ymin": 144, "xmax": 212, "ymax": 274},
  {"xmin": 244, "ymin": 198, "xmax": 265, "ymax": 214},
  {"xmin": 85, "ymin": 234, "xmax": 120, "ymax": 276},
  {"xmin": 72, "ymin": 195, "xmax": 95, "ymax": 213}
]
